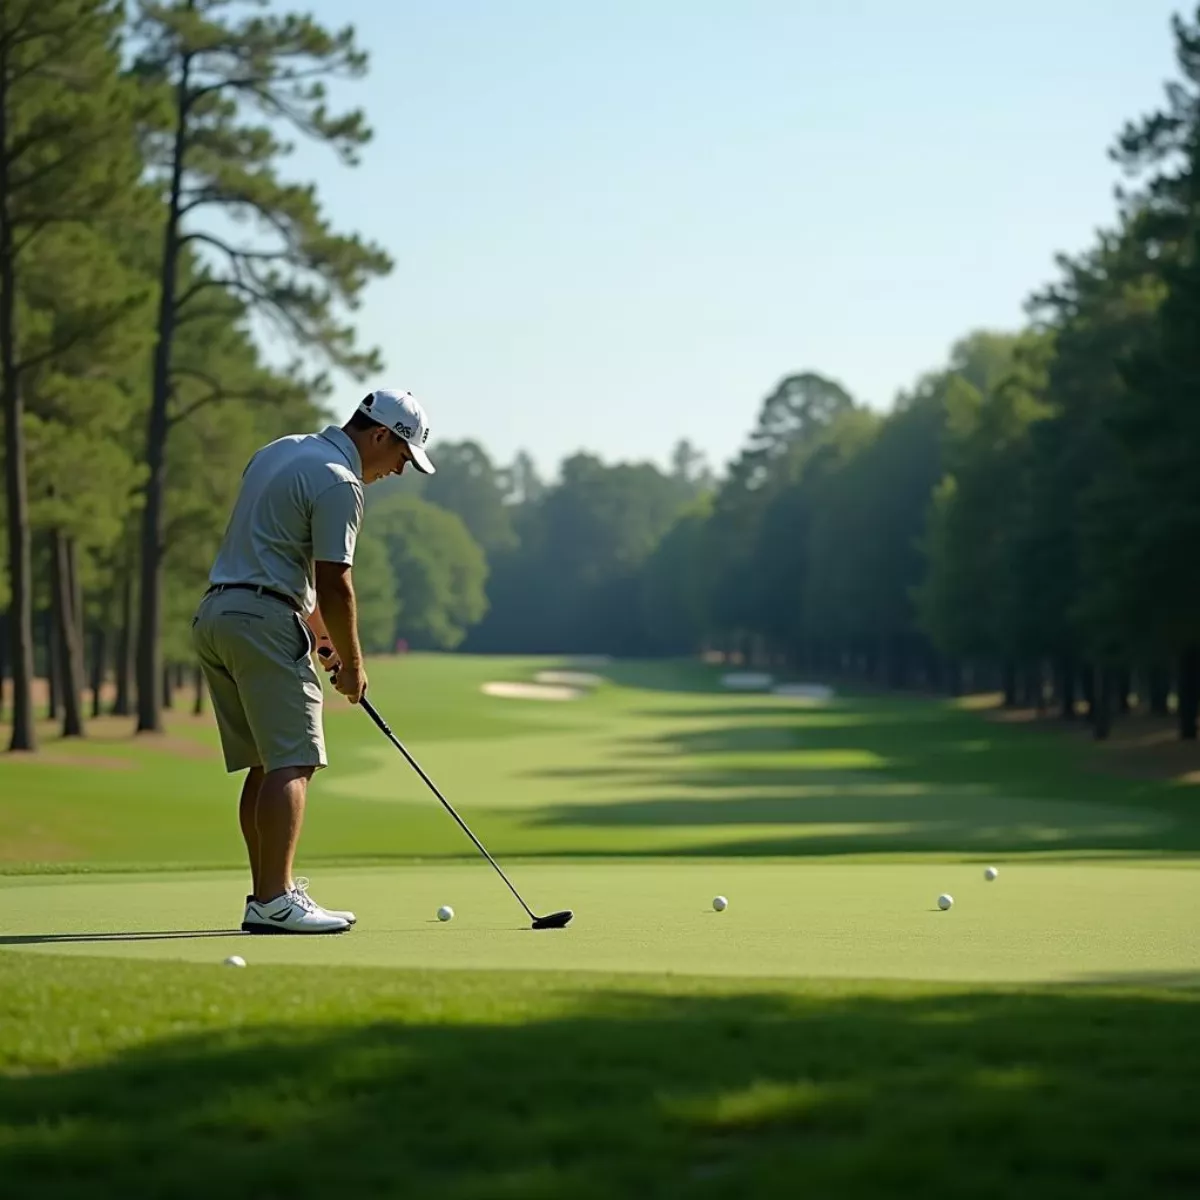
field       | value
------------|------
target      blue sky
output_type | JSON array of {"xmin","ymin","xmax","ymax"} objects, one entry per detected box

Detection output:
[{"xmin": 273, "ymin": 0, "xmax": 1184, "ymax": 478}]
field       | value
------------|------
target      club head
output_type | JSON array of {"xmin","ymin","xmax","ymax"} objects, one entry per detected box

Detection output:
[{"xmin": 531, "ymin": 910, "xmax": 573, "ymax": 930}]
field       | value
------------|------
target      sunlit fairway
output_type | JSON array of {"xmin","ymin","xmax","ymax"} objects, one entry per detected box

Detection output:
[
  {"xmin": 4, "ymin": 654, "xmax": 1199, "ymax": 872},
  {"xmin": 3, "ymin": 655, "xmax": 1199, "ymax": 1197}
]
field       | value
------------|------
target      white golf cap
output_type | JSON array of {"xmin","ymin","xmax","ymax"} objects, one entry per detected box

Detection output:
[{"xmin": 357, "ymin": 388, "xmax": 436, "ymax": 475}]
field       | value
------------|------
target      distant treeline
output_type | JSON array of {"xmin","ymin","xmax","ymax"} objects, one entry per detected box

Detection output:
[{"xmin": 4, "ymin": 5, "xmax": 1200, "ymax": 748}]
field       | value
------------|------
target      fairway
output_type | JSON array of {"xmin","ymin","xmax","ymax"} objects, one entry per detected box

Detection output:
[
  {"xmin": 3, "ymin": 656, "xmax": 1199, "ymax": 1197},
  {"xmin": 4, "ymin": 654, "xmax": 1198, "ymax": 871},
  {"xmin": 3, "ymin": 655, "xmax": 1199, "ymax": 983}
]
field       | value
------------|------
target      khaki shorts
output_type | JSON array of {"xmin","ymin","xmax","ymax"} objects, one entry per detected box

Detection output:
[{"xmin": 191, "ymin": 588, "xmax": 326, "ymax": 774}]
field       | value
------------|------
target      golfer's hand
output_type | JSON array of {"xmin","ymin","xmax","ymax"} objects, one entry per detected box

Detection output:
[
  {"xmin": 334, "ymin": 661, "xmax": 367, "ymax": 705},
  {"xmin": 315, "ymin": 639, "xmax": 340, "ymax": 675}
]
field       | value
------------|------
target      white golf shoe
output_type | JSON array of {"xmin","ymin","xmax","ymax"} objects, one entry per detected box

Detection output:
[
  {"xmin": 241, "ymin": 886, "xmax": 350, "ymax": 935},
  {"xmin": 242, "ymin": 878, "xmax": 356, "ymax": 928},
  {"xmin": 293, "ymin": 877, "xmax": 356, "ymax": 926}
]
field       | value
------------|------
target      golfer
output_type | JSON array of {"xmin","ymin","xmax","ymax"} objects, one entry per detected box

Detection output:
[{"xmin": 191, "ymin": 389, "xmax": 435, "ymax": 934}]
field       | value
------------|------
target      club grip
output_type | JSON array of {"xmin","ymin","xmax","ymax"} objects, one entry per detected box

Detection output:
[
  {"xmin": 318, "ymin": 646, "xmax": 366, "ymax": 702},
  {"xmin": 318, "ymin": 645, "xmax": 335, "ymax": 682}
]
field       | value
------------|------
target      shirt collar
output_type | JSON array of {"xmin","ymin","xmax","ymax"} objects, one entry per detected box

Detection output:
[{"xmin": 318, "ymin": 425, "xmax": 363, "ymax": 480}]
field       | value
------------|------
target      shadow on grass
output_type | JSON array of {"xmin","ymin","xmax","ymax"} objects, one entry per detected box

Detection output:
[
  {"xmin": 525, "ymin": 792, "xmax": 1183, "ymax": 856},
  {"xmin": 1, "ymin": 966, "xmax": 1198, "ymax": 1199},
  {"xmin": 588, "ymin": 659, "xmax": 729, "ymax": 694},
  {"xmin": 0, "ymin": 930, "xmax": 243, "ymax": 946},
  {"xmin": 525, "ymin": 697, "xmax": 1200, "ymax": 858}
]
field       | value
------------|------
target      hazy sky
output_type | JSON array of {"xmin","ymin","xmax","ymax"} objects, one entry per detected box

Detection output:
[{"xmin": 273, "ymin": 1, "xmax": 1183, "ymax": 478}]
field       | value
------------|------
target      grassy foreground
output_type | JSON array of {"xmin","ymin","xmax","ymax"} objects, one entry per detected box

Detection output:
[
  {"xmin": 2, "ymin": 656, "xmax": 1198, "ymax": 1196},
  {"xmin": 2, "ymin": 955, "xmax": 1199, "ymax": 1199}
]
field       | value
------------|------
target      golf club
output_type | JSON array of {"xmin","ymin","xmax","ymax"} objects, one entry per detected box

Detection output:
[{"xmin": 324, "ymin": 653, "xmax": 572, "ymax": 929}]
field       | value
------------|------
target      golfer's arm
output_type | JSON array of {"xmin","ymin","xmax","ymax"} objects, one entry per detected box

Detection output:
[
  {"xmin": 313, "ymin": 561, "xmax": 363, "ymax": 671},
  {"xmin": 305, "ymin": 603, "xmax": 332, "ymax": 648}
]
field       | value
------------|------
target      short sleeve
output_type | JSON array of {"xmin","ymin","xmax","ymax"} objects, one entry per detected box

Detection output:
[{"xmin": 311, "ymin": 480, "xmax": 364, "ymax": 565}]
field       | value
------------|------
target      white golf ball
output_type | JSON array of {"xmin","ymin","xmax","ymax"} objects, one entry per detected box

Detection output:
[
  {"xmin": 984, "ymin": 866, "xmax": 999, "ymax": 881},
  {"xmin": 937, "ymin": 894, "xmax": 954, "ymax": 911},
  {"xmin": 437, "ymin": 905, "xmax": 454, "ymax": 922},
  {"xmin": 712, "ymin": 895, "xmax": 728, "ymax": 912},
  {"xmin": 223, "ymin": 955, "xmax": 246, "ymax": 968}
]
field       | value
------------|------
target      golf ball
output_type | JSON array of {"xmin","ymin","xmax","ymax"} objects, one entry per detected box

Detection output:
[
  {"xmin": 223, "ymin": 955, "xmax": 246, "ymax": 968},
  {"xmin": 437, "ymin": 905, "xmax": 454, "ymax": 922},
  {"xmin": 984, "ymin": 866, "xmax": 999, "ymax": 881},
  {"xmin": 712, "ymin": 895, "xmax": 728, "ymax": 912},
  {"xmin": 937, "ymin": 894, "xmax": 954, "ymax": 911}
]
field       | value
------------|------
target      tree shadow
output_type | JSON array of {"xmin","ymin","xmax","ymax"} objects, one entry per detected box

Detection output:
[
  {"xmin": 635, "ymin": 702, "xmax": 892, "ymax": 723},
  {"xmin": 523, "ymin": 700, "xmax": 1200, "ymax": 857},
  {"xmin": 587, "ymin": 659, "xmax": 729, "ymax": 694},
  {"xmin": 2, "ymin": 978, "xmax": 1198, "ymax": 1198},
  {"xmin": 524, "ymin": 795, "xmax": 1182, "ymax": 858}
]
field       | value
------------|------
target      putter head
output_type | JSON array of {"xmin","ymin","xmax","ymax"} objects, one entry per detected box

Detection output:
[{"xmin": 531, "ymin": 910, "xmax": 573, "ymax": 930}]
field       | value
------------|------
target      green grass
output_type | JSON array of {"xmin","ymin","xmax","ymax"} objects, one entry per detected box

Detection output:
[
  {"xmin": 3, "ymin": 862, "xmax": 1198, "ymax": 985},
  {"xmin": 2, "ymin": 655, "xmax": 1199, "ymax": 1196},
  {"xmin": 2, "ymin": 955, "xmax": 1199, "ymax": 1199},
  {"xmin": 3, "ymin": 654, "xmax": 1199, "ymax": 872}
]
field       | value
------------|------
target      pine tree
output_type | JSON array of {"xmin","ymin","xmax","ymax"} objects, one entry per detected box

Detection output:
[
  {"xmin": 0, "ymin": 0, "xmax": 142, "ymax": 750},
  {"xmin": 129, "ymin": 0, "xmax": 391, "ymax": 731}
]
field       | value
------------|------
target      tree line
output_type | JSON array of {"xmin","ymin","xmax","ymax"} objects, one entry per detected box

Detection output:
[
  {"xmin": 4, "ymin": 5, "xmax": 1200, "ymax": 749},
  {"xmin": 1, "ymin": 0, "xmax": 387, "ymax": 750},
  {"xmin": 409, "ymin": 9, "xmax": 1200, "ymax": 743}
]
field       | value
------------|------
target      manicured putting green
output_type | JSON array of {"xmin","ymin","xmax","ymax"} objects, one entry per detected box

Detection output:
[{"xmin": 3, "ymin": 860, "xmax": 1197, "ymax": 984}]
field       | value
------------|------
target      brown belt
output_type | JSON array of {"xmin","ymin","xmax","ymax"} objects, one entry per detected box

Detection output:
[{"xmin": 205, "ymin": 582, "xmax": 301, "ymax": 613}]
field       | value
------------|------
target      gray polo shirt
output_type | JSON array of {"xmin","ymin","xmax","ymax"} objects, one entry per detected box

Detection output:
[{"xmin": 209, "ymin": 425, "xmax": 365, "ymax": 615}]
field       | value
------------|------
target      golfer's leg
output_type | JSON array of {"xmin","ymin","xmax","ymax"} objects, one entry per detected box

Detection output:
[
  {"xmin": 254, "ymin": 765, "xmax": 316, "ymax": 903},
  {"xmin": 239, "ymin": 766, "xmax": 265, "ymax": 895},
  {"xmin": 193, "ymin": 616, "xmax": 262, "ymax": 896}
]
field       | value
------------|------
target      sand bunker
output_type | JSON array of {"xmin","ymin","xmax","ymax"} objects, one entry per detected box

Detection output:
[
  {"xmin": 568, "ymin": 655, "xmax": 613, "ymax": 666},
  {"xmin": 721, "ymin": 671, "xmax": 775, "ymax": 690},
  {"xmin": 534, "ymin": 670, "xmax": 602, "ymax": 689},
  {"xmin": 481, "ymin": 681, "xmax": 582, "ymax": 701},
  {"xmin": 773, "ymin": 682, "xmax": 835, "ymax": 701}
]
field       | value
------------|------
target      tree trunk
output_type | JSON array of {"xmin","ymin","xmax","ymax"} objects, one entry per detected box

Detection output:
[
  {"xmin": 1081, "ymin": 664, "xmax": 1095, "ymax": 719},
  {"xmin": 1030, "ymin": 663, "xmax": 1046, "ymax": 714},
  {"xmin": 50, "ymin": 529, "xmax": 86, "ymax": 738},
  {"xmin": 864, "ymin": 642, "xmax": 878, "ymax": 683},
  {"xmin": 136, "ymin": 58, "xmax": 191, "ymax": 735},
  {"xmin": 1116, "ymin": 665, "xmax": 1131, "ymax": 716},
  {"xmin": 67, "ymin": 535, "xmax": 87, "ymax": 731},
  {"xmin": 1147, "ymin": 664, "xmax": 1170, "ymax": 718},
  {"xmin": 887, "ymin": 636, "xmax": 910, "ymax": 689},
  {"xmin": 0, "ymin": 42, "xmax": 36, "ymax": 752},
  {"xmin": 45, "ymin": 607, "xmax": 60, "ymax": 721},
  {"xmin": 945, "ymin": 658, "xmax": 962, "ymax": 698},
  {"xmin": 1057, "ymin": 656, "xmax": 1076, "ymax": 720},
  {"xmin": 162, "ymin": 662, "xmax": 174, "ymax": 710},
  {"xmin": 113, "ymin": 568, "xmax": 134, "ymax": 716},
  {"xmin": 90, "ymin": 624, "xmax": 106, "ymax": 719},
  {"xmin": 136, "ymin": 365, "xmax": 169, "ymax": 733},
  {"xmin": 193, "ymin": 662, "xmax": 205, "ymax": 715},
  {"xmin": 1001, "ymin": 660, "xmax": 1017, "ymax": 708},
  {"xmin": 1177, "ymin": 646, "xmax": 1199, "ymax": 742},
  {"xmin": 1092, "ymin": 666, "xmax": 1112, "ymax": 742},
  {"xmin": 0, "ymin": 609, "xmax": 8, "ymax": 718}
]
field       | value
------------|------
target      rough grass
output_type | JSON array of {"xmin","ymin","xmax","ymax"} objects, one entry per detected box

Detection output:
[{"xmin": 2, "ymin": 955, "xmax": 1198, "ymax": 1199}]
